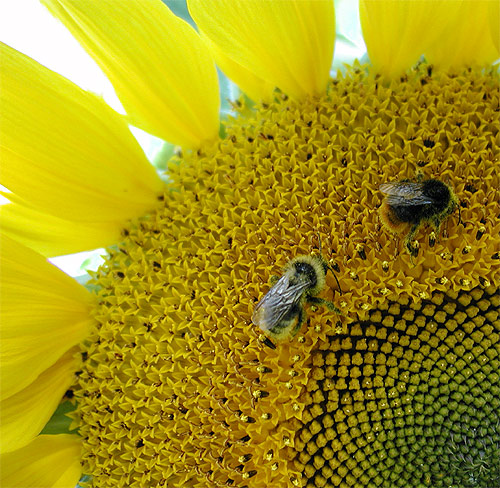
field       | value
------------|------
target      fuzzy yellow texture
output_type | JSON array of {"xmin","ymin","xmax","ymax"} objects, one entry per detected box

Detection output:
[{"xmin": 73, "ymin": 64, "xmax": 499, "ymax": 487}]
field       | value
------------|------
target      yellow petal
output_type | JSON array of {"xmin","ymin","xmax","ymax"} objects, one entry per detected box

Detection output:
[
  {"xmin": 42, "ymin": 0, "xmax": 220, "ymax": 149},
  {"xmin": 0, "ymin": 42, "xmax": 163, "ymax": 226},
  {"xmin": 425, "ymin": 1, "xmax": 499, "ymax": 69},
  {"xmin": 360, "ymin": 0, "xmax": 451, "ymax": 78},
  {"xmin": 0, "ymin": 200, "xmax": 122, "ymax": 257},
  {"xmin": 188, "ymin": 0, "xmax": 335, "ymax": 99},
  {"xmin": 0, "ymin": 434, "xmax": 81, "ymax": 487},
  {"xmin": 361, "ymin": 0, "xmax": 498, "ymax": 77},
  {"xmin": 200, "ymin": 32, "xmax": 274, "ymax": 102},
  {"xmin": 1, "ymin": 349, "xmax": 78, "ymax": 454},
  {"xmin": 0, "ymin": 236, "xmax": 93, "ymax": 399},
  {"xmin": 489, "ymin": 1, "xmax": 500, "ymax": 55}
]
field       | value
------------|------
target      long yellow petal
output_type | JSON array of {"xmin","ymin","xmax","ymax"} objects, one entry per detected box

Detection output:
[
  {"xmin": 425, "ymin": 1, "xmax": 498, "ymax": 69},
  {"xmin": 360, "ymin": 0, "xmax": 451, "ymax": 78},
  {"xmin": 200, "ymin": 33, "xmax": 275, "ymax": 102},
  {"xmin": 0, "ymin": 236, "xmax": 93, "ymax": 399},
  {"xmin": 0, "ymin": 200, "xmax": 122, "ymax": 257},
  {"xmin": 489, "ymin": 1, "xmax": 500, "ymax": 55},
  {"xmin": 361, "ymin": 0, "xmax": 498, "ymax": 77},
  {"xmin": 0, "ymin": 435, "xmax": 81, "ymax": 487},
  {"xmin": 188, "ymin": 0, "xmax": 335, "ymax": 99},
  {"xmin": 1, "ymin": 349, "xmax": 78, "ymax": 454},
  {"xmin": 0, "ymin": 42, "xmax": 163, "ymax": 226},
  {"xmin": 42, "ymin": 0, "xmax": 220, "ymax": 149}
]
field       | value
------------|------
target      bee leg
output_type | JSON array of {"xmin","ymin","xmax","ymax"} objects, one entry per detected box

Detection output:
[
  {"xmin": 405, "ymin": 223, "xmax": 420, "ymax": 257},
  {"xmin": 261, "ymin": 336, "xmax": 277, "ymax": 350},
  {"xmin": 290, "ymin": 307, "xmax": 305, "ymax": 338},
  {"xmin": 308, "ymin": 296, "xmax": 342, "ymax": 315},
  {"xmin": 431, "ymin": 216, "xmax": 443, "ymax": 239},
  {"xmin": 432, "ymin": 216, "xmax": 440, "ymax": 229}
]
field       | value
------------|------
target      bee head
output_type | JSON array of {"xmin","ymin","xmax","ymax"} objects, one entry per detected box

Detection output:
[{"xmin": 294, "ymin": 260, "xmax": 318, "ymax": 285}]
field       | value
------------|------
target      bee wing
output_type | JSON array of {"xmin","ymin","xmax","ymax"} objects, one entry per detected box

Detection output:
[
  {"xmin": 379, "ymin": 181, "xmax": 434, "ymax": 206},
  {"xmin": 252, "ymin": 272, "xmax": 310, "ymax": 331}
]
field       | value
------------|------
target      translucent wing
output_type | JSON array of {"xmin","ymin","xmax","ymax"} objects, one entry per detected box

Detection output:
[
  {"xmin": 380, "ymin": 181, "xmax": 434, "ymax": 206},
  {"xmin": 252, "ymin": 271, "xmax": 312, "ymax": 331}
]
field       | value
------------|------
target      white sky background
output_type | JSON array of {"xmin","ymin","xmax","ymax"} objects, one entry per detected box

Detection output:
[
  {"xmin": 0, "ymin": 0, "xmax": 119, "ymax": 105},
  {"xmin": 0, "ymin": 0, "xmax": 171, "ymax": 276},
  {"xmin": 0, "ymin": 0, "xmax": 113, "ymax": 276},
  {"xmin": 0, "ymin": 0, "xmax": 366, "ymax": 277}
]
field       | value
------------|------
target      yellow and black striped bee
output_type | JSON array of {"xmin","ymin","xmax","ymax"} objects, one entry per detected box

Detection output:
[
  {"xmin": 252, "ymin": 254, "xmax": 341, "ymax": 342},
  {"xmin": 379, "ymin": 177, "xmax": 460, "ymax": 255}
]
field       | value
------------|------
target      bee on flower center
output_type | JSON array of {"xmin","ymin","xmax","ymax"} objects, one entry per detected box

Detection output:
[
  {"xmin": 252, "ymin": 254, "xmax": 341, "ymax": 342},
  {"xmin": 379, "ymin": 177, "xmax": 460, "ymax": 256}
]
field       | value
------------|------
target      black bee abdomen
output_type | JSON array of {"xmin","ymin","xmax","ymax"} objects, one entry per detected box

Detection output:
[
  {"xmin": 281, "ymin": 303, "xmax": 301, "ymax": 322},
  {"xmin": 294, "ymin": 261, "xmax": 317, "ymax": 287},
  {"xmin": 392, "ymin": 203, "xmax": 426, "ymax": 224},
  {"xmin": 390, "ymin": 179, "xmax": 451, "ymax": 224},
  {"xmin": 422, "ymin": 179, "xmax": 450, "ymax": 213}
]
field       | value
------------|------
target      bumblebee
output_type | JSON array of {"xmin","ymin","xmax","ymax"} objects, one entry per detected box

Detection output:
[
  {"xmin": 252, "ymin": 254, "xmax": 341, "ymax": 342},
  {"xmin": 379, "ymin": 177, "xmax": 459, "ymax": 255}
]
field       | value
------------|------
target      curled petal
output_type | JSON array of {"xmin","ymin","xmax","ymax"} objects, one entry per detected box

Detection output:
[
  {"xmin": 489, "ymin": 1, "xmax": 500, "ymax": 55},
  {"xmin": 189, "ymin": 0, "xmax": 335, "ymax": 99},
  {"xmin": 425, "ymin": 1, "xmax": 499, "ymax": 69},
  {"xmin": 361, "ymin": 0, "xmax": 498, "ymax": 77},
  {"xmin": 0, "ymin": 43, "xmax": 163, "ymax": 229},
  {"xmin": 1, "ymin": 349, "xmax": 79, "ymax": 453},
  {"xmin": 0, "ymin": 236, "xmax": 92, "ymax": 399},
  {"xmin": 42, "ymin": 0, "xmax": 220, "ymax": 148},
  {"xmin": 360, "ymin": 0, "xmax": 450, "ymax": 77},
  {"xmin": 200, "ymin": 32, "xmax": 274, "ymax": 102},
  {"xmin": 0, "ymin": 435, "xmax": 81, "ymax": 487},
  {"xmin": 0, "ymin": 201, "xmax": 122, "ymax": 257}
]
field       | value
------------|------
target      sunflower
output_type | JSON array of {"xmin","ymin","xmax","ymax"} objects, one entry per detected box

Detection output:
[{"xmin": 1, "ymin": 1, "xmax": 499, "ymax": 487}]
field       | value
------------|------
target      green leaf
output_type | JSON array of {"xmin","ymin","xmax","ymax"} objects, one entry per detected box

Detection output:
[
  {"xmin": 152, "ymin": 142, "xmax": 176, "ymax": 171},
  {"xmin": 40, "ymin": 400, "xmax": 77, "ymax": 435}
]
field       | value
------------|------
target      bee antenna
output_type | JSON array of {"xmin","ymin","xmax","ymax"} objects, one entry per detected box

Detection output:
[
  {"xmin": 327, "ymin": 263, "xmax": 343, "ymax": 295},
  {"xmin": 317, "ymin": 232, "xmax": 322, "ymax": 254},
  {"xmin": 316, "ymin": 231, "xmax": 342, "ymax": 295},
  {"xmin": 457, "ymin": 203, "xmax": 464, "ymax": 227}
]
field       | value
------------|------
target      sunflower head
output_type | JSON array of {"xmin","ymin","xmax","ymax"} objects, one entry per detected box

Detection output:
[
  {"xmin": 1, "ymin": 2, "xmax": 499, "ymax": 488},
  {"xmin": 70, "ymin": 62, "xmax": 499, "ymax": 487}
]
